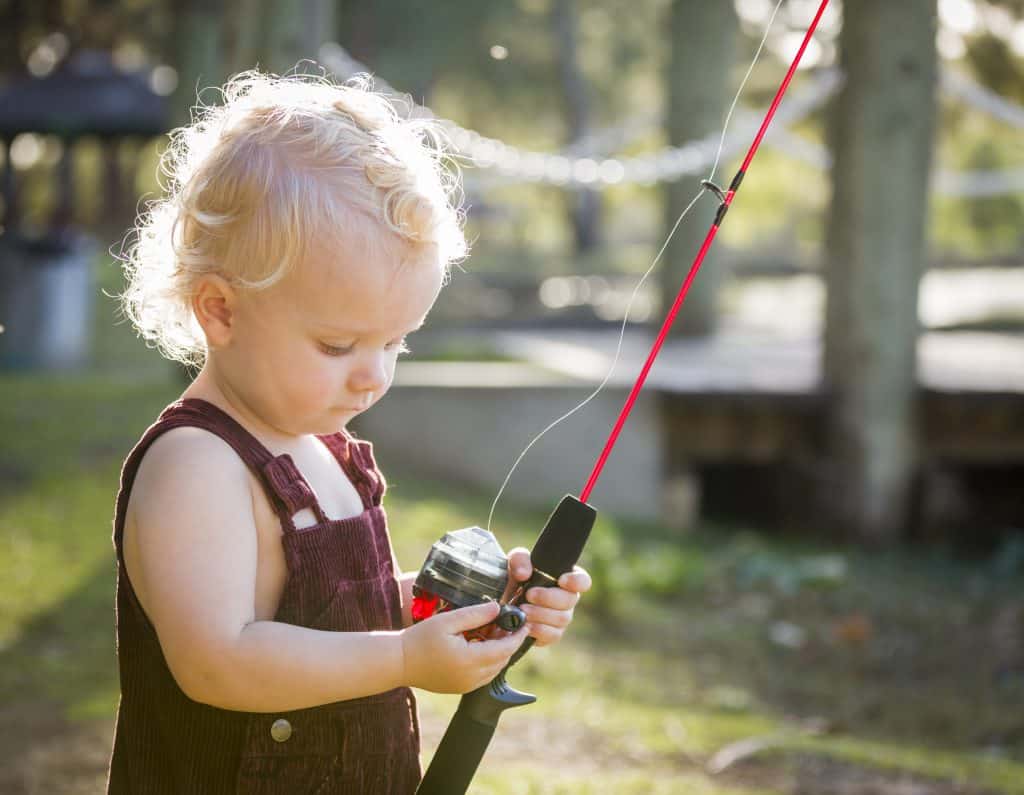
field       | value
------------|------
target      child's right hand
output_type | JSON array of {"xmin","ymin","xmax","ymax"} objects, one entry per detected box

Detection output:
[{"xmin": 400, "ymin": 601, "xmax": 527, "ymax": 694}]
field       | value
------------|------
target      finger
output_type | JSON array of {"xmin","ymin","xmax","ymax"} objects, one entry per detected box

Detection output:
[
  {"xmin": 526, "ymin": 622, "xmax": 563, "ymax": 647},
  {"xmin": 473, "ymin": 661, "xmax": 510, "ymax": 691},
  {"xmin": 483, "ymin": 656, "xmax": 512, "ymax": 681},
  {"xmin": 558, "ymin": 567, "xmax": 592, "ymax": 594},
  {"xmin": 521, "ymin": 603, "xmax": 572, "ymax": 630},
  {"xmin": 438, "ymin": 601, "xmax": 500, "ymax": 634},
  {"xmin": 471, "ymin": 625, "xmax": 529, "ymax": 665},
  {"xmin": 470, "ymin": 672, "xmax": 496, "ymax": 692},
  {"xmin": 479, "ymin": 623, "xmax": 508, "ymax": 641},
  {"xmin": 526, "ymin": 586, "xmax": 580, "ymax": 611},
  {"xmin": 506, "ymin": 547, "xmax": 532, "ymax": 582}
]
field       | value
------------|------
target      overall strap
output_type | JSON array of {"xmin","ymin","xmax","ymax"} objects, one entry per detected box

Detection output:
[
  {"xmin": 157, "ymin": 398, "xmax": 330, "ymax": 534},
  {"xmin": 317, "ymin": 430, "xmax": 387, "ymax": 511}
]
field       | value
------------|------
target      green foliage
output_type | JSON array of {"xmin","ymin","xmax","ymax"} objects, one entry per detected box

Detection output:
[
  {"xmin": 0, "ymin": 465, "xmax": 126, "ymax": 720},
  {"xmin": 469, "ymin": 766, "xmax": 779, "ymax": 795},
  {"xmin": 965, "ymin": 141, "xmax": 1024, "ymax": 250},
  {"xmin": 5, "ymin": 0, "xmax": 1024, "ymax": 274},
  {"xmin": 3, "ymin": 373, "xmax": 1024, "ymax": 791},
  {"xmin": 966, "ymin": 31, "xmax": 1024, "ymax": 104}
]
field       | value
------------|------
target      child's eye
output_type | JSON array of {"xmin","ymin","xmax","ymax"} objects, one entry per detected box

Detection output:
[
  {"xmin": 387, "ymin": 337, "xmax": 411, "ymax": 355},
  {"xmin": 318, "ymin": 342, "xmax": 355, "ymax": 357}
]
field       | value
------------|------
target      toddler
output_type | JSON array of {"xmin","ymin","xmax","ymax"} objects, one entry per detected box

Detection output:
[{"xmin": 107, "ymin": 68, "xmax": 590, "ymax": 794}]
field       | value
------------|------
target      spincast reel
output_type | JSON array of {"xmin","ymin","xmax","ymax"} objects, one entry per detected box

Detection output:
[{"xmin": 411, "ymin": 526, "xmax": 526, "ymax": 638}]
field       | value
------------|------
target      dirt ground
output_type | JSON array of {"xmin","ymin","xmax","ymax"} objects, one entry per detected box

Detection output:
[{"xmin": 1, "ymin": 699, "xmax": 1001, "ymax": 795}]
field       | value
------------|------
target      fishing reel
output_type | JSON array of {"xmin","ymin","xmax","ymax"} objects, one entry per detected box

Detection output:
[{"xmin": 411, "ymin": 526, "xmax": 527, "ymax": 639}]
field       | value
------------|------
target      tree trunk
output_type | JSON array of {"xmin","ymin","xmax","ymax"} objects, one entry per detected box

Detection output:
[
  {"xmin": 264, "ymin": 0, "xmax": 336, "ymax": 75},
  {"xmin": 302, "ymin": 0, "xmax": 336, "ymax": 67},
  {"xmin": 2, "ymin": 138, "xmax": 18, "ymax": 229},
  {"xmin": 264, "ymin": 0, "xmax": 304, "ymax": 74},
  {"xmin": 169, "ymin": 0, "xmax": 225, "ymax": 129},
  {"xmin": 662, "ymin": 0, "xmax": 737, "ymax": 336},
  {"xmin": 823, "ymin": 0, "xmax": 938, "ymax": 543},
  {"xmin": 229, "ymin": 0, "xmax": 268, "ymax": 75},
  {"xmin": 51, "ymin": 136, "xmax": 74, "ymax": 231},
  {"xmin": 553, "ymin": 0, "xmax": 601, "ymax": 255},
  {"xmin": 336, "ymin": 1, "xmax": 378, "ymax": 66}
]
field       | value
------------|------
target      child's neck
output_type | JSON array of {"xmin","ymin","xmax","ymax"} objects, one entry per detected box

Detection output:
[{"xmin": 182, "ymin": 365, "xmax": 306, "ymax": 452}]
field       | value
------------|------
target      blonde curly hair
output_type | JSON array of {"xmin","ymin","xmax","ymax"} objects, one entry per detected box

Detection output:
[{"xmin": 117, "ymin": 66, "xmax": 468, "ymax": 367}]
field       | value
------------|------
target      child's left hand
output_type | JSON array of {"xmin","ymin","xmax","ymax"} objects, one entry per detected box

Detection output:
[{"xmin": 504, "ymin": 547, "xmax": 592, "ymax": 647}]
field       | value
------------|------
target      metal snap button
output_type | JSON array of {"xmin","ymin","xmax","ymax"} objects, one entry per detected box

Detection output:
[{"xmin": 270, "ymin": 718, "xmax": 292, "ymax": 743}]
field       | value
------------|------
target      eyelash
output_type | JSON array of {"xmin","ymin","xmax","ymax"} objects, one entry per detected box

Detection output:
[
  {"xmin": 318, "ymin": 343, "xmax": 354, "ymax": 357},
  {"xmin": 318, "ymin": 338, "xmax": 411, "ymax": 357}
]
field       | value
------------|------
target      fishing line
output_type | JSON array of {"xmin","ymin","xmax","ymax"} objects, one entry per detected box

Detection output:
[
  {"xmin": 580, "ymin": 0, "xmax": 830, "ymax": 503},
  {"xmin": 485, "ymin": 0, "xmax": 787, "ymax": 534}
]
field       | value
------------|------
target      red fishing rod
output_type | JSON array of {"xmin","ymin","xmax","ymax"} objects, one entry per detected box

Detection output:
[
  {"xmin": 582, "ymin": 0, "xmax": 830, "ymax": 504},
  {"xmin": 417, "ymin": 2, "xmax": 832, "ymax": 791}
]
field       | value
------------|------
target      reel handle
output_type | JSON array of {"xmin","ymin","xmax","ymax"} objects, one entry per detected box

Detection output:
[
  {"xmin": 416, "ymin": 495, "xmax": 597, "ymax": 795},
  {"xmin": 496, "ymin": 603, "xmax": 526, "ymax": 632}
]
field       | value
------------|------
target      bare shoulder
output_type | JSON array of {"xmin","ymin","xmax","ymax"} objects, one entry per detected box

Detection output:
[
  {"xmin": 132, "ymin": 425, "xmax": 249, "ymax": 502},
  {"xmin": 124, "ymin": 426, "xmax": 261, "ymax": 673},
  {"xmin": 127, "ymin": 425, "xmax": 256, "ymax": 563}
]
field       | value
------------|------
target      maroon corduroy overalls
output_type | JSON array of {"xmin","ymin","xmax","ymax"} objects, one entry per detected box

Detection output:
[{"xmin": 107, "ymin": 398, "xmax": 420, "ymax": 794}]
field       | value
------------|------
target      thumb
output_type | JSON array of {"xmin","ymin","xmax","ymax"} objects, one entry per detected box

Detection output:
[{"xmin": 436, "ymin": 601, "xmax": 500, "ymax": 634}]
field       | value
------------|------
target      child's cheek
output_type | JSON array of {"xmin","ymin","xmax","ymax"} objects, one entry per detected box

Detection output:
[{"xmin": 293, "ymin": 354, "xmax": 334, "ymax": 407}]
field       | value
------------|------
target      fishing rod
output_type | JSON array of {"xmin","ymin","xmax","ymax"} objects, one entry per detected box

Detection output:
[{"xmin": 415, "ymin": 2, "xmax": 832, "ymax": 791}]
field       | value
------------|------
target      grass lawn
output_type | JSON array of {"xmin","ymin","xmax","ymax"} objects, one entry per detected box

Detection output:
[
  {"xmin": 2, "ymin": 251, "xmax": 1023, "ymax": 793},
  {"xmin": 2, "ymin": 368, "xmax": 1024, "ymax": 794}
]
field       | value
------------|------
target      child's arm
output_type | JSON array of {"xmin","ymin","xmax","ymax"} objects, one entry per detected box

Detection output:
[{"xmin": 126, "ymin": 428, "xmax": 524, "ymax": 713}]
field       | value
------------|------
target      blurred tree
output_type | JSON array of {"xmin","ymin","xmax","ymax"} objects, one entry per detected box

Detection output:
[
  {"xmin": 823, "ymin": 0, "xmax": 939, "ymax": 543},
  {"xmin": 165, "ymin": 0, "xmax": 341, "ymax": 129},
  {"xmin": 335, "ymin": 1, "xmax": 506, "ymax": 106},
  {"xmin": 965, "ymin": 30, "xmax": 1024, "ymax": 104},
  {"xmin": 0, "ymin": 0, "xmax": 23, "ymax": 76},
  {"xmin": 986, "ymin": 0, "xmax": 1024, "ymax": 14},
  {"xmin": 261, "ymin": 0, "xmax": 336, "ymax": 75},
  {"xmin": 335, "ymin": 1, "xmax": 380, "ymax": 68},
  {"xmin": 965, "ymin": 140, "xmax": 1024, "ymax": 249},
  {"xmin": 553, "ymin": 0, "xmax": 601, "ymax": 254},
  {"xmin": 230, "ymin": 0, "xmax": 269, "ymax": 75},
  {"xmin": 662, "ymin": 0, "xmax": 737, "ymax": 336},
  {"xmin": 169, "ymin": 0, "xmax": 225, "ymax": 128}
]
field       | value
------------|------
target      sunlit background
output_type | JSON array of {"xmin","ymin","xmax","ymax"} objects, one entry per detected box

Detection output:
[{"xmin": 1, "ymin": 1, "xmax": 1023, "ymax": 793}]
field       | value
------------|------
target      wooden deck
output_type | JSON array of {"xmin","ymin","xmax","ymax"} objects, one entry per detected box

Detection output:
[
  {"xmin": 480, "ymin": 327, "xmax": 1024, "ymax": 463},
  {"xmin": 484, "ymin": 327, "xmax": 1024, "ymax": 393},
  {"xmin": 384, "ymin": 326, "xmax": 1023, "ymax": 531}
]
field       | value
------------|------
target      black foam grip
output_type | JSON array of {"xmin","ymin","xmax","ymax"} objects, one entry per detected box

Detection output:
[
  {"xmin": 415, "ymin": 495, "xmax": 598, "ymax": 795},
  {"xmin": 416, "ymin": 710, "xmax": 497, "ymax": 795},
  {"xmin": 529, "ymin": 495, "xmax": 597, "ymax": 577}
]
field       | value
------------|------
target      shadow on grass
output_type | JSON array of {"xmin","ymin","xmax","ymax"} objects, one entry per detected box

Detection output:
[
  {"xmin": 0, "ymin": 562, "xmax": 119, "ymax": 794},
  {"xmin": 3, "ymin": 368, "xmax": 1023, "ymax": 793},
  {"xmin": 0, "ymin": 370, "xmax": 180, "ymax": 790},
  {"xmin": 358, "ymin": 463, "xmax": 1024, "ymax": 790},
  {"xmin": 0, "ymin": 561, "xmax": 119, "ymax": 720}
]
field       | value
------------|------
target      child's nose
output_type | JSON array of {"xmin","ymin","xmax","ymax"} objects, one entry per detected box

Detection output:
[{"xmin": 349, "ymin": 351, "xmax": 389, "ymax": 392}]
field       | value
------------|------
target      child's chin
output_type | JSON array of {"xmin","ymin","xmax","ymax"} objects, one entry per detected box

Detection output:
[{"xmin": 324, "ymin": 407, "xmax": 360, "ymax": 428}]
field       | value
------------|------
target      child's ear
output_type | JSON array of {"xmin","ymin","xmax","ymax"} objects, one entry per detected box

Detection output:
[{"xmin": 192, "ymin": 274, "xmax": 237, "ymax": 350}]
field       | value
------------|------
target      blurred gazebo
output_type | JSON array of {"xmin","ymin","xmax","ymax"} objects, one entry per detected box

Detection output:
[{"xmin": 0, "ymin": 49, "xmax": 168, "ymax": 370}]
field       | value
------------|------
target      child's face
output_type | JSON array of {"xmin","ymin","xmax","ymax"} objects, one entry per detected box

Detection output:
[{"xmin": 219, "ymin": 238, "xmax": 443, "ymax": 438}]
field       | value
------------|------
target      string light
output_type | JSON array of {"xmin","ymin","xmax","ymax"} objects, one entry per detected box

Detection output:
[{"xmin": 317, "ymin": 41, "xmax": 1024, "ymax": 196}]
